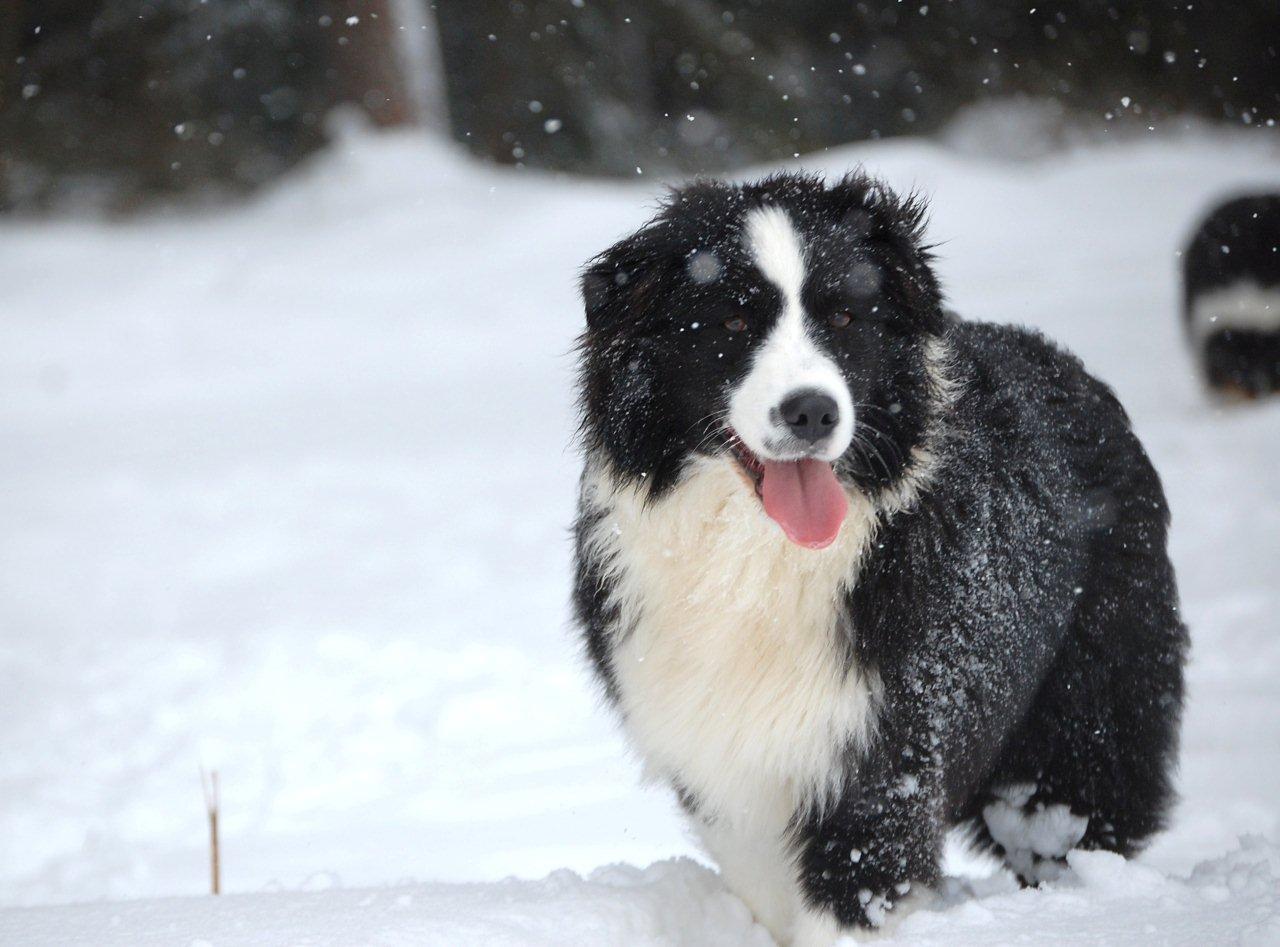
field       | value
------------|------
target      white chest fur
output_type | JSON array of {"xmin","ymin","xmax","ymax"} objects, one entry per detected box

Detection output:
[{"xmin": 582, "ymin": 457, "xmax": 881, "ymax": 830}]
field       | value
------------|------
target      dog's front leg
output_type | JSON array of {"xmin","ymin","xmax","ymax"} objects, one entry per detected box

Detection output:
[{"xmin": 789, "ymin": 744, "xmax": 943, "ymax": 943}]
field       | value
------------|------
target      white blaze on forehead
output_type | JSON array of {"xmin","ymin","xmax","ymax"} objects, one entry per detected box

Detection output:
[
  {"xmin": 746, "ymin": 205, "xmax": 808, "ymax": 305},
  {"xmin": 729, "ymin": 205, "xmax": 854, "ymax": 461}
]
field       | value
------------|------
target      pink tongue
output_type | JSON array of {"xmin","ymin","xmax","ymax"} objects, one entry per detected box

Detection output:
[{"xmin": 761, "ymin": 459, "xmax": 849, "ymax": 549}]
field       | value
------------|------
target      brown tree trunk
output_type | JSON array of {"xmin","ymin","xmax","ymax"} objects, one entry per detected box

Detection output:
[{"xmin": 323, "ymin": 0, "xmax": 414, "ymax": 127}]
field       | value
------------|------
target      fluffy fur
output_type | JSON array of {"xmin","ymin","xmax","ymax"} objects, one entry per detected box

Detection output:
[
  {"xmin": 1183, "ymin": 193, "xmax": 1280, "ymax": 397},
  {"xmin": 573, "ymin": 172, "xmax": 1187, "ymax": 945},
  {"xmin": 581, "ymin": 458, "xmax": 881, "ymax": 826}
]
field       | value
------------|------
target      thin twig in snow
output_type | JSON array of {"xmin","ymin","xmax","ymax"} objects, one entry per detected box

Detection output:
[{"xmin": 200, "ymin": 768, "xmax": 221, "ymax": 895}]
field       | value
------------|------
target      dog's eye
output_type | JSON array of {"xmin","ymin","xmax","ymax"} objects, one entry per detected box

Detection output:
[
  {"xmin": 724, "ymin": 316, "xmax": 748, "ymax": 332},
  {"xmin": 828, "ymin": 310, "xmax": 853, "ymax": 328}
]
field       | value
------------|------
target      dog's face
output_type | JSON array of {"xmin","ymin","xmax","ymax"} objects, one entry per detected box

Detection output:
[{"xmin": 579, "ymin": 172, "xmax": 947, "ymax": 547}]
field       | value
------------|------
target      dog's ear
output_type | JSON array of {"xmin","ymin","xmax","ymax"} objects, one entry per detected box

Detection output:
[
  {"xmin": 826, "ymin": 172, "xmax": 943, "ymax": 323},
  {"xmin": 580, "ymin": 235, "xmax": 664, "ymax": 334},
  {"xmin": 580, "ymin": 256, "xmax": 630, "ymax": 333},
  {"xmin": 825, "ymin": 171, "xmax": 929, "ymax": 251}
]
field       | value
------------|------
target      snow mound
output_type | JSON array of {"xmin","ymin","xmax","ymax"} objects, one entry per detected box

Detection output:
[
  {"xmin": 0, "ymin": 859, "xmax": 773, "ymax": 947},
  {"xmin": 885, "ymin": 836, "xmax": 1280, "ymax": 946},
  {"xmin": 3, "ymin": 839, "xmax": 1278, "ymax": 945}
]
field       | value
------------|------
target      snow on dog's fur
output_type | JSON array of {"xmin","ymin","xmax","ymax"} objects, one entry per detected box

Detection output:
[{"xmin": 573, "ymin": 172, "xmax": 1187, "ymax": 945}]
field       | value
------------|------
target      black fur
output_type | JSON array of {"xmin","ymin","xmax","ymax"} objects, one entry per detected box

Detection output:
[
  {"xmin": 573, "ymin": 172, "xmax": 1187, "ymax": 932},
  {"xmin": 806, "ymin": 323, "xmax": 1185, "ymax": 918},
  {"xmin": 1183, "ymin": 193, "xmax": 1280, "ymax": 396}
]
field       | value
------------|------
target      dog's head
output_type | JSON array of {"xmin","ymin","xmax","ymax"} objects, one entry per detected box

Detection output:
[{"xmin": 578, "ymin": 172, "xmax": 949, "ymax": 548}]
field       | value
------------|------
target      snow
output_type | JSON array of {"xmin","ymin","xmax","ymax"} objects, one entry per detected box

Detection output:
[
  {"xmin": 0, "ymin": 859, "xmax": 774, "ymax": 947},
  {"xmin": 981, "ymin": 783, "xmax": 1088, "ymax": 884},
  {"xmin": 1, "ymin": 841, "xmax": 1277, "ymax": 945},
  {"xmin": 2, "ymin": 126, "xmax": 1280, "ymax": 943}
]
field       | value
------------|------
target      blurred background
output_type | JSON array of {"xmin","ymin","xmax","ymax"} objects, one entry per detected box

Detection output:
[
  {"xmin": 1, "ymin": 0, "xmax": 1279, "ymax": 923},
  {"xmin": 3, "ymin": 0, "xmax": 1278, "ymax": 210}
]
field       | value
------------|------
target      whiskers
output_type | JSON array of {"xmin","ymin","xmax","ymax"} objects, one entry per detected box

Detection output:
[
  {"xmin": 847, "ymin": 403, "xmax": 905, "ymax": 482},
  {"xmin": 690, "ymin": 406, "xmax": 734, "ymax": 457}
]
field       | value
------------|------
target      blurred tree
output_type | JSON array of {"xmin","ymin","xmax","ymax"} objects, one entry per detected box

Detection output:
[
  {"xmin": 1, "ymin": 1, "xmax": 1275, "ymax": 209},
  {"xmin": 435, "ymin": 0, "xmax": 1280, "ymax": 175},
  {"xmin": 0, "ymin": 0, "xmax": 436, "ymax": 211}
]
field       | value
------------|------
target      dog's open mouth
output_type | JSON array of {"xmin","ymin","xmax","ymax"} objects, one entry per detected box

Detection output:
[
  {"xmin": 728, "ymin": 434, "xmax": 848, "ymax": 550},
  {"xmin": 729, "ymin": 437, "xmax": 766, "ymax": 496}
]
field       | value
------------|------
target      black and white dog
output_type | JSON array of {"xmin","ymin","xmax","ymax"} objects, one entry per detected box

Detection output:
[
  {"xmin": 573, "ymin": 173, "xmax": 1186, "ymax": 945},
  {"xmin": 1183, "ymin": 193, "xmax": 1280, "ymax": 397}
]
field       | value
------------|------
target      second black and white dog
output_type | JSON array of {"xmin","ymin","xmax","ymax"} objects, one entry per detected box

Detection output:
[
  {"xmin": 1183, "ymin": 193, "xmax": 1280, "ymax": 397},
  {"xmin": 573, "ymin": 172, "xmax": 1186, "ymax": 945}
]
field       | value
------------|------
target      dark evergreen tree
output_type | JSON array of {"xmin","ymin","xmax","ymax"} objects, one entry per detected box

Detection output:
[
  {"xmin": 435, "ymin": 0, "xmax": 1280, "ymax": 176},
  {"xmin": 0, "ymin": 0, "xmax": 417, "ymax": 211},
  {"xmin": 1, "ymin": 1, "xmax": 1276, "ymax": 208}
]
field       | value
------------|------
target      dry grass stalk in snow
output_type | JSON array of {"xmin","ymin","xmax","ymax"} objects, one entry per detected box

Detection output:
[{"xmin": 201, "ymin": 769, "xmax": 220, "ymax": 896}]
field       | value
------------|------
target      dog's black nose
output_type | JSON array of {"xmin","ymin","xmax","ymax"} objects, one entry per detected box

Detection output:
[{"xmin": 779, "ymin": 390, "xmax": 839, "ymax": 443}]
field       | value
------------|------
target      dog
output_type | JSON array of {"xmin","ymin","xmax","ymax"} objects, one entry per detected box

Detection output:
[
  {"xmin": 1183, "ymin": 193, "xmax": 1280, "ymax": 397},
  {"xmin": 572, "ymin": 172, "xmax": 1186, "ymax": 945}
]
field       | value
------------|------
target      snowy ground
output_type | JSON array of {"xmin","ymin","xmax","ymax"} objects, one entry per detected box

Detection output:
[{"xmin": 1, "ymin": 127, "xmax": 1279, "ymax": 943}]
